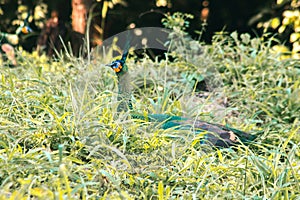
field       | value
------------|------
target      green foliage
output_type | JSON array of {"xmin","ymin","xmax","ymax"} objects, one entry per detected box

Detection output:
[
  {"xmin": 162, "ymin": 12, "xmax": 194, "ymax": 32},
  {"xmin": 257, "ymin": 0, "xmax": 300, "ymax": 59},
  {"xmin": 208, "ymin": 31, "xmax": 300, "ymax": 125},
  {"xmin": 0, "ymin": 21, "xmax": 300, "ymax": 199}
]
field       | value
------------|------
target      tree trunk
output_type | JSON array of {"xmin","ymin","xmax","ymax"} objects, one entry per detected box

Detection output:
[{"xmin": 71, "ymin": 0, "xmax": 92, "ymax": 56}]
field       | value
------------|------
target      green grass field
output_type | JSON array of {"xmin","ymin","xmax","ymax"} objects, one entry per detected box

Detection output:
[{"xmin": 0, "ymin": 31, "xmax": 299, "ymax": 199}]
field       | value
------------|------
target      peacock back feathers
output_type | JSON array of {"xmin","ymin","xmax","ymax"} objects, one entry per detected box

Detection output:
[{"xmin": 129, "ymin": 112, "xmax": 256, "ymax": 147}]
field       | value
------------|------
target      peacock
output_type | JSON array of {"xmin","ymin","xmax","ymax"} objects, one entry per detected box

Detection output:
[{"xmin": 106, "ymin": 49, "xmax": 257, "ymax": 147}]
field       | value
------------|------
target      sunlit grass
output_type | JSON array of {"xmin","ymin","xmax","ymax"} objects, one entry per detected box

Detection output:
[{"xmin": 0, "ymin": 32, "xmax": 299, "ymax": 199}]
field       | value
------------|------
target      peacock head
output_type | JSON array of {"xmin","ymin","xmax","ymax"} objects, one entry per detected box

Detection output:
[
  {"xmin": 106, "ymin": 50, "xmax": 129, "ymax": 75},
  {"xmin": 106, "ymin": 53, "xmax": 128, "ymax": 75},
  {"xmin": 106, "ymin": 60, "xmax": 124, "ymax": 74}
]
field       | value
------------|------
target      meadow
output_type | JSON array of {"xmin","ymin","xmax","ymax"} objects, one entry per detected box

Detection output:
[{"xmin": 0, "ymin": 25, "xmax": 299, "ymax": 199}]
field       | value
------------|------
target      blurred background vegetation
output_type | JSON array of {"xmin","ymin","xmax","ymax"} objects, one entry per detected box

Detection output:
[{"xmin": 0, "ymin": 0, "xmax": 299, "ymax": 58}]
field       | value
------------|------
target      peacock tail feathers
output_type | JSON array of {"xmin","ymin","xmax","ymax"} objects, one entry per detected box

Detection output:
[{"xmin": 128, "ymin": 112, "xmax": 256, "ymax": 147}]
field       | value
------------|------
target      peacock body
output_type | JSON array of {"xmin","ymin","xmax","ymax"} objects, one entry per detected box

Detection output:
[{"xmin": 106, "ymin": 49, "xmax": 256, "ymax": 147}]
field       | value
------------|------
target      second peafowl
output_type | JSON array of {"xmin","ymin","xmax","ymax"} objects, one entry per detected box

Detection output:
[{"xmin": 106, "ymin": 48, "xmax": 257, "ymax": 147}]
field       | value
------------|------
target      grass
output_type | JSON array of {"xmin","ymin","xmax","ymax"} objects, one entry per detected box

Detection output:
[{"xmin": 0, "ymin": 30, "xmax": 299, "ymax": 199}]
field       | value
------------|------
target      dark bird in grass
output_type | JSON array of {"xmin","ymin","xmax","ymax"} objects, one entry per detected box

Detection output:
[{"xmin": 106, "ymin": 49, "xmax": 257, "ymax": 147}]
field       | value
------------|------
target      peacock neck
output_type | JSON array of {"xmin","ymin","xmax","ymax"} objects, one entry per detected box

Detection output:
[
  {"xmin": 116, "ymin": 66, "xmax": 132, "ymax": 112},
  {"xmin": 115, "ymin": 68, "xmax": 183, "ymax": 122}
]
